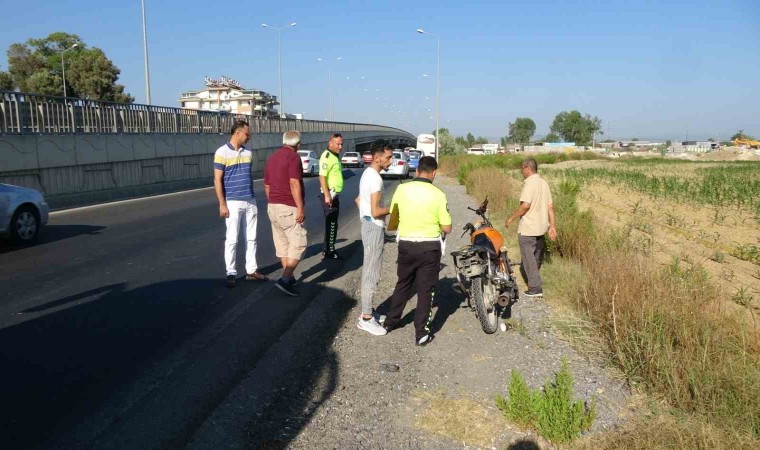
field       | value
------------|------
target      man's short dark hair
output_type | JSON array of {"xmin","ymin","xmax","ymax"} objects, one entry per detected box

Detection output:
[
  {"xmin": 370, "ymin": 139, "xmax": 392, "ymax": 156},
  {"xmin": 522, "ymin": 157, "xmax": 538, "ymax": 173},
  {"xmin": 231, "ymin": 119, "xmax": 249, "ymax": 135},
  {"xmin": 417, "ymin": 156, "xmax": 438, "ymax": 173},
  {"xmin": 330, "ymin": 133, "xmax": 343, "ymax": 140}
]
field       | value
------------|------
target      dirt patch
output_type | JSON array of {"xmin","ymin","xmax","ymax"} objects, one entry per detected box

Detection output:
[
  {"xmin": 412, "ymin": 389, "xmax": 507, "ymax": 448},
  {"xmin": 693, "ymin": 148, "xmax": 760, "ymax": 161}
]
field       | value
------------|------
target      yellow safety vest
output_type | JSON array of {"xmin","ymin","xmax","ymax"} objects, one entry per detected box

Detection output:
[{"xmin": 390, "ymin": 178, "xmax": 451, "ymax": 239}]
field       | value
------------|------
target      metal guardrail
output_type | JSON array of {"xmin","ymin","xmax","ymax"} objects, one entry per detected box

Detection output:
[{"xmin": 0, "ymin": 90, "xmax": 413, "ymax": 137}]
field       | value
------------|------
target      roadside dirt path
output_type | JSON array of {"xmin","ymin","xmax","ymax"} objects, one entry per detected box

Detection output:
[{"xmin": 268, "ymin": 176, "xmax": 631, "ymax": 449}]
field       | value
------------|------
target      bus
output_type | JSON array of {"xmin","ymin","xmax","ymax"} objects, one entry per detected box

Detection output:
[{"xmin": 416, "ymin": 134, "xmax": 437, "ymax": 158}]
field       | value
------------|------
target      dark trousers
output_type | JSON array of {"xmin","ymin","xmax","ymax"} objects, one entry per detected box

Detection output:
[
  {"xmin": 518, "ymin": 234, "xmax": 546, "ymax": 294},
  {"xmin": 321, "ymin": 195, "xmax": 340, "ymax": 254},
  {"xmin": 384, "ymin": 240, "xmax": 441, "ymax": 341}
]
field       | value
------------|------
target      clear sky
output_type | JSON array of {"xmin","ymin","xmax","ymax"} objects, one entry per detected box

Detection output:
[{"xmin": 1, "ymin": 0, "xmax": 758, "ymax": 141}]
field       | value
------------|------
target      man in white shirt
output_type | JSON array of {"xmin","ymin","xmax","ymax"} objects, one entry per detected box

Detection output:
[{"xmin": 355, "ymin": 139, "xmax": 394, "ymax": 335}]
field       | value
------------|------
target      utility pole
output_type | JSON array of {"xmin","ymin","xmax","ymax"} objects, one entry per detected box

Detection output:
[{"xmin": 141, "ymin": 0, "xmax": 152, "ymax": 104}]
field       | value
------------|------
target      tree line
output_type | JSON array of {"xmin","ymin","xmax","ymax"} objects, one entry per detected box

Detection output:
[
  {"xmin": 436, "ymin": 110, "xmax": 603, "ymax": 155},
  {"xmin": 0, "ymin": 32, "xmax": 133, "ymax": 103},
  {"xmin": 435, "ymin": 129, "xmax": 491, "ymax": 155},
  {"xmin": 500, "ymin": 112, "xmax": 602, "ymax": 147}
]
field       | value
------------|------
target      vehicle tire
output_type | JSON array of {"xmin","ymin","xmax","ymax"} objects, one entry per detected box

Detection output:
[
  {"xmin": 471, "ymin": 275, "xmax": 499, "ymax": 334},
  {"xmin": 10, "ymin": 205, "xmax": 40, "ymax": 244}
]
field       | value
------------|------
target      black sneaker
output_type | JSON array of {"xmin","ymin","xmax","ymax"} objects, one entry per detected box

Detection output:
[
  {"xmin": 275, "ymin": 278, "xmax": 299, "ymax": 297},
  {"xmin": 323, "ymin": 251, "xmax": 343, "ymax": 260},
  {"xmin": 416, "ymin": 334, "xmax": 434, "ymax": 347},
  {"xmin": 225, "ymin": 275, "xmax": 236, "ymax": 288}
]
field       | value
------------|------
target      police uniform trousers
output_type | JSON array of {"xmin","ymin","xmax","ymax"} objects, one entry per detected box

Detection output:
[
  {"xmin": 321, "ymin": 194, "xmax": 340, "ymax": 254},
  {"xmin": 384, "ymin": 240, "xmax": 441, "ymax": 341}
]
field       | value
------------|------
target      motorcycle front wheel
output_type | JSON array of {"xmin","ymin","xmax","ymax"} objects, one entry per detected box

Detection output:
[{"xmin": 471, "ymin": 276, "xmax": 499, "ymax": 334}]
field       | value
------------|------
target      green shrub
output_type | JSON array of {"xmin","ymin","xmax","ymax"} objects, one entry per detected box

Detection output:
[{"xmin": 496, "ymin": 360, "xmax": 595, "ymax": 443}]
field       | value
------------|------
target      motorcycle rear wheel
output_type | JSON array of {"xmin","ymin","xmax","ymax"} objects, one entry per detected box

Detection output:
[{"xmin": 471, "ymin": 276, "xmax": 499, "ymax": 334}]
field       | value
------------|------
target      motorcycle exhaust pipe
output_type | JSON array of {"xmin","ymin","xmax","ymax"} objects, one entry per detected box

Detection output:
[{"xmin": 497, "ymin": 294, "xmax": 511, "ymax": 307}]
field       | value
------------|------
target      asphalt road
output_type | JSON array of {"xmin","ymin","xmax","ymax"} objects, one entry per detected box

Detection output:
[{"xmin": 0, "ymin": 168, "xmax": 401, "ymax": 448}]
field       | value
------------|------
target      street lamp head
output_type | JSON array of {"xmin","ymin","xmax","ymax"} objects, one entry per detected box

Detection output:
[
  {"xmin": 71, "ymin": 43, "xmax": 78, "ymax": 49},
  {"xmin": 317, "ymin": 58, "xmax": 323, "ymax": 61},
  {"xmin": 289, "ymin": 22, "xmax": 297, "ymax": 27},
  {"xmin": 336, "ymin": 57, "xmax": 342, "ymax": 61},
  {"xmin": 416, "ymin": 29, "xmax": 425, "ymax": 34},
  {"xmin": 261, "ymin": 23, "xmax": 269, "ymax": 28}
]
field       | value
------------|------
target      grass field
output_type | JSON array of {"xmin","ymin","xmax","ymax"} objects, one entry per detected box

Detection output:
[{"xmin": 440, "ymin": 154, "xmax": 760, "ymax": 448}]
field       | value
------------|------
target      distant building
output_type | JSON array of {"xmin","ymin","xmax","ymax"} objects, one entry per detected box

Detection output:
[
  {"xmin": 609, "ymin": 140, "xmax": 664, "ymax": 149},
  {"xmin": 467, "ymin": 143, "xmax": 499, "ymax": 155},
  {"xmin": 482, "ymin": 143, "xmax": 498, "ymax": 154},
  {"xmin": 543, "ymin": 142, "xmax": 576, "ymax": 148},
  {"xmin": 672, "ymin": 141, "xmax": 717, "ymax": 153},
  {"xmin": 522, "ymin": 142, "xmax": 580, "ymax": 153},
  {"xmin": 179, "ymin": 76, "xmax": 280, "ymax": 117}
]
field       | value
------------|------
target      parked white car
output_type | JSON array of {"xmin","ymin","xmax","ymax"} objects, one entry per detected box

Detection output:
[
  {"xmin": 0, "ymin": 183, "xmax": 50, "ymax": 244},
  {"xmin": 380, "ymin": 152, "xmax": 410, "ymax": 179},
  {"xmin": 298, "ymin": 150, "xmax": 319, "ymax": 176},
  {"xmin": 340, "ymin": 151, "xmax": 364, "ymax": 168}
]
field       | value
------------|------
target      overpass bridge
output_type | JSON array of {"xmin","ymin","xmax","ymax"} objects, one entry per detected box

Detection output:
[{"xmin": 0, "ymin": 91, "xmax": 415, "ymax": 208}]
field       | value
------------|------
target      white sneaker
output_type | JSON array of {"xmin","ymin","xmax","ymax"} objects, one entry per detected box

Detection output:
[
  {"xmin": 357, "ymin": 317, "xmax": 388, "ymax": 336},
  {"xmin": 358, "ymin": 311, "xmax": 386, "ymax": 325}
]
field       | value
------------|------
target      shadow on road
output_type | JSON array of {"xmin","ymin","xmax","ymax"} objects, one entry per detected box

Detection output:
[
  {"xmin": 430, "ymin": 277, "xmax": 462, "ymax": 334},
  {"xmin": 0, "ymin": 224, "xmax": 106, "ymax": 254},
  {"xmin": 0, "ymin": 267, "xmax": 354, "ymax": 448},
  {"xmin": 508, "ymin": 439, "xmax": 541, "ymax": 450},
  {"xmin": 299, "ymin": 240, "xmax": 362, "ymax": 285}
]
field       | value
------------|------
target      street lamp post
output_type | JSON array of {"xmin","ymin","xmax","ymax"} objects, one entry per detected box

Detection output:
[
  {"xmin": 417, "ymin": 28, "xmax": 440, "ymax": 159},
  {"xmin": 60, "ymin": 43, "xmax": 78, "ymax": 98},
  {"xmin": 261, "ymin": 22, "xmax": 296, "ymax": 117},
  {"xmin": 317, "ymin": 57, "xmax": 341, "ymax": 121},
  {"xmin": 141, "ymin": 0, "xmax": 152, "ymax": 104}
]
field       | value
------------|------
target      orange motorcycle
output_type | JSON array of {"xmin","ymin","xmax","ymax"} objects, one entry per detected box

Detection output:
[{"xmin": 451, "ymin": 198, "xmax": 519, "ymax": 333}]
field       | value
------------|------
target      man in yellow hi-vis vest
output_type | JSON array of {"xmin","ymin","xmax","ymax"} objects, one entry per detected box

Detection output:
[
  {"xmin": 382, "ymin": 156, "xmax": 452, "ymax": 346},
  {"xmin": 319, "ymin": 133, "xmax": 344, "ymax": 259}
]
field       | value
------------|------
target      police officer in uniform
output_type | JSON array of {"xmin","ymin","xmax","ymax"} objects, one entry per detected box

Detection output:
[
  {"xmin": 319, "ymin": 133, "xmax": 344, "ymax": 259},
  {"xmin": 383, "ymin": 156, "xmax": 452, "ymax": 346}
]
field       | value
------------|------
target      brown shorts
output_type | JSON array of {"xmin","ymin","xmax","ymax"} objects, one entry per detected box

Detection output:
[{"xmin": 267, "ymin": 203, "xmax": 307, "ymax": 260}]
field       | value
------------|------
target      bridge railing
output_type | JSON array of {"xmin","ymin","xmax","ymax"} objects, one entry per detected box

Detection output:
[{"xmin": 0, "ymin": 91, "xmax": 413, "ymax": 137}]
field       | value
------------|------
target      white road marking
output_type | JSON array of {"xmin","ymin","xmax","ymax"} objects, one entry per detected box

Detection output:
[{"xmin": 51, "ymin": 178, "xmax": 265, "ymax": 216}]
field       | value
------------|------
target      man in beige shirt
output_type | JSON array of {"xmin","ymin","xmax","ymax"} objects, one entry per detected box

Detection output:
[{"xmin": 505, "ymin": 158, "xmax": 557, "ymax": 298}]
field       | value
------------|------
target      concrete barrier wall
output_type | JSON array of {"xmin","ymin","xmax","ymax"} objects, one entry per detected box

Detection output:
[{"xmin": 0, "ymin": 131, "xmax": 413, "ymax": 208}]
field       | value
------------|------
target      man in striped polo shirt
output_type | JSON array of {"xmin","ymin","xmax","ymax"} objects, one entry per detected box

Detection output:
[{"xmin": 213, "ymin": 120, "xmax": 268, "ymax": 287}]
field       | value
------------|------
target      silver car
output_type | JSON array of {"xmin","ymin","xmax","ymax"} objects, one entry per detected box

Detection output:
[
  {"xmin": 0, "ymin": 184, "xmax": 50, "ymax": 243},
  {"xmin": 380, "ymin": 152, "xmax": 411, "ymax": 179},
  {"xmin": 298, "ymin": 150, "xmax": 319, "ymax": 176}
]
